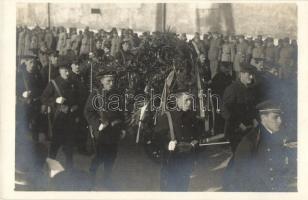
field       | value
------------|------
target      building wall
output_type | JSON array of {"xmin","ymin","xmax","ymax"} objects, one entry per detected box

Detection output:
[{"xmin": 16, "ymin": 3, "xmax": 297, "ymax": 38}]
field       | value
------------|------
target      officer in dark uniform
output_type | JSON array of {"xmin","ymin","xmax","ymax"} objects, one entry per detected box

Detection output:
[
  {"xmin": 224, "ymin": 100, "xmax": 290, "ymax": 192},
  {"xmin": 154, "ymin": 90, "xmax": 201, "ymax": 191},
  {"xmin": 69, "ymin": 58, "xmax": 90, "ymax": 154},
  {"xmin": 41, "ymin": 61, "xmax": 80, "ymax": 168},
  {"xmin": 84, "ymin": 70, "xmax": 126, "ymax": 189},
  {"xmin": 40, "ymin": 51, "xmax": 59, "ymax": 87},
  {"xmin": 16, "ymin": 55, "xmax": 44, "ymax": 141},
  {"xmin": 222, "ymin": 62, "xmax": 258, "ymax": 153}
]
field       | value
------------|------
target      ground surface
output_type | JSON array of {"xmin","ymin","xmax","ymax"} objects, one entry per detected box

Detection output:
[{"xmin": 15, "ymin": 130, "xmax": 297, "ymax": 192}]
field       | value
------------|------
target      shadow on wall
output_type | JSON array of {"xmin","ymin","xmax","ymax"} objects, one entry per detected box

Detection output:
[{"xmin": 196, "ymin": 3, "xmax": 235, "ymax": 34}]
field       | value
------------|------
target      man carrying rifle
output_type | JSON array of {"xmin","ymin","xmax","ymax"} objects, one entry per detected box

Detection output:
[
  {"xmin": 69, "ymin": 58, "xmax": 90, "ymax": 154},
  {"xmin": 153, "ymin": 89, "xmax": 202, "ymax": 191},
  {"xmin": 16, "ymin": 55, "xmax": 44, "ymax": 142},
  {"xmin": 41, "ymin": 59, "xmax": 80, "ymax": 168},
  {"xmin": 84, "ymin": 70, "xmax": 126, "ymax": 189}
]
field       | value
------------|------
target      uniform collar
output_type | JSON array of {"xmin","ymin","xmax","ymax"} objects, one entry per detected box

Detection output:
[{"xmin": 260, "ymin": 124, "xmax": 273, "ymax": 135}]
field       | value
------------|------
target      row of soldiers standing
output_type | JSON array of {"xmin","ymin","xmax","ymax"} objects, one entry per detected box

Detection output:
[{"xmin": 186, "ymin": 31, "xmax": 297, "ymax": 80}]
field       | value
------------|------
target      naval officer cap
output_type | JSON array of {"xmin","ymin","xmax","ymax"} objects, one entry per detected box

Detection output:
[
  {"xmin": 96, "ymin": 70, "xmax": 116, "ymax": 81},
  {"xmin": 256, "ymin": 100, "xmax": 282, "ymax": 114},
  {"xmin": 239, "ymin": 62, "xmax": 257, "ymax": 73}
]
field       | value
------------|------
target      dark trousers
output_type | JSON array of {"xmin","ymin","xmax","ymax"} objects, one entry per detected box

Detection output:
[
  {"xmin": 72, "ymin": 117, "xmax": 88, "ymax": 152},
  {"xmin": 160, "ymin": 151, "xmax": 195, "ymax": 191},
  {"xmin": 19, "ymin": 100, "xmax": 41, "ymax": 141},
  {"xmin": 49, "ymin": 114, "xmax": 74, "ymax": 168},
  {"xmin": 89, "ymin": 143, "xmax": 118, "ymax": 180}
]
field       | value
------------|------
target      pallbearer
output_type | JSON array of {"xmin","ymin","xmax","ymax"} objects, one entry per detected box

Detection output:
[
  {"xmin": 41, "ymin": 60, "xmax": 80, "ymax": 168},
  {"xmin": 16, "ymin": 55, "xmax": 44, "ymax": 141},
  {"xmin": 153, "ymin": 89, "xmax": 202, "ymax": 191},
  {"xmin": 84, "ymin": 70, "xmax": 126, "ymax": 189}
]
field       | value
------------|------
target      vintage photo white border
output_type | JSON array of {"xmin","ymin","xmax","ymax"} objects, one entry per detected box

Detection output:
[{"xmin": 1, "ymin": 0, "xmax": 308, "ymax": 199}]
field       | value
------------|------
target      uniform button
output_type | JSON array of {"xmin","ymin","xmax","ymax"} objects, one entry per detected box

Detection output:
[
  {"xmin": 267, "ymin": 148, "xmax": 271, "ymax": 152},
  {"xmin": 270, "ymin": 177, "xmax": 274, "ymax": 181},
  {"xmin": 271, "ymin": 187, "xmax": 275, "ymax": 191},
  {"xmin": 181, "ymin": 125, "xmax": 184, "ymax": 128},
  {"xmin": 269, "ymin": 168, "xmax": 273, "ymax": 171},
  {"xmin": 181, "ymin": 137, "xmax": 184, "ymax": 140},
  {"xmin": 269, "ymin": 158, "xmax": 272, "ymax": 161}
]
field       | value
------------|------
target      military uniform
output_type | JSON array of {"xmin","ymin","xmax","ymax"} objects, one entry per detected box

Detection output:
[
  {"xmin": 17, "ymin": 29, "xmax": 26, "ymax": 57},
  {"xmin": 57, "ymin": 30, "xmax": 67, "ymax": 56},
  {"xmin": 70, "ymin": 33, "xmax": 80, "ymax": 55},
  {"xmin": 154, "ymin": 110, "xmax": 201, "ymax": 191},
  {"xmin": 222, "ymin": 78, "xmax": 258, "ymax": 152},
  {"xmin": 110, "ymin": 36, "xmax": 121, "ymax": 57},
  {"xmin": 41, "ymin": 73, "xmax": 80, "ymax": 168},
  {"xmin": 44, "ymin": 29, "xmax": 54, "ymax": 50},
  {"xmin": 221, "ymin": 42, "xmax": 235, "ymax": 72},
  {"xmin": 30, "ymin": 33, "xmax": 39, "ymax": 55},
  {"xmin": 80, "ymin": 31, "xmax": 92, "ymax": 56},
  {"xmin": 265, "ymin": 38, "xmax": 276, "ymax": 63},
  {"xmin": 24, "ymin": 30, "xmax": 32, "ymax": 56},
  {"xmin": 69, "ymin": 70, "xmax": 89, "ymax": 153},
  {"xmin": 197, "ymin": 60, "xmax": 211, "ymax": 83},
  {"xmin": 224, "ymin": 125, "xmax": 289, "ymax": 191},
  {"xmin": 278, "ymin": 41, "xmax": 295, "ymax": 79},
  {"xmin": 208, "ymin": 37, "xmax": 221, "ymax": 79},
  {"xmin": 84, "ymin": 72, "xmax": 125, "ymax": 186},
  {"xmin": 38, "ymin": 47, "xmax": 49, "ymax": 69},
  {"xmin": 16, "ymin": 62, "xmax": 44, "ymax": 141},
  {"xmin": 246, "ymin": 39, "xmax": 254, "ymax": 64},
  {"xmin": 233, "ymin": 41, "xmax": 249, "ymax": 76},
  {"xmin": 252, "ymin": 46, "xmax": 265, "ymax": 60},
  {"xmin": 202, "ymin": 35, "xmax": 210, "ymax": 57}
]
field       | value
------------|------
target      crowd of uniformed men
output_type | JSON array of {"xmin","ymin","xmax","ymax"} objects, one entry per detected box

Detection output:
[{"xmin": 16, "ymin": 25, "xmax": 297, "ymax": 191}]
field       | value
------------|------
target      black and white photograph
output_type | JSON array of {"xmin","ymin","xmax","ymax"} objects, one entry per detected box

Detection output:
[{"xmin": 1, "ymin": 0, "xmax": 308, "ymax": 199}]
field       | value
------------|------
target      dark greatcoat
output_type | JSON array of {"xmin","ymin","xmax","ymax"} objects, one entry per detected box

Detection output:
[
  {"xmin": 154, "ymin": 110, "xmax": 201, "ymax": 191},
  {"xmin": 224, "ymin": 125, "xmax": 289, "ymax": 192}
]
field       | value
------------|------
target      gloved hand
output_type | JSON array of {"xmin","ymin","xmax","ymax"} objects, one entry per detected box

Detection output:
[
  {"xmin": 168, "ymin": 140, "xmax": 177, "ymax": 151},
  {"xmin": 22, "ymin": 91, "xmax": 31, "ymax": 98},
  {"xmin": 40, "ymin": 105, "xmax": 47, "ymax": 114},
  {"xmin": 239, "ymin": 123, "xmax": 247, "ymax": 132},
  {"xmin": 190, "ymin": 139, "xmax": 199, "ymax": 147},
  {"xmin": 56, "ymin": 97, "xmax": 66, "ymax": 104},
  {"xmin": 98, "ymin": 122, "xmax": 109, "ymax": 131},
  {"xmin": 120, "ymin": 130, "xmax": 126, "ymax": 139}
]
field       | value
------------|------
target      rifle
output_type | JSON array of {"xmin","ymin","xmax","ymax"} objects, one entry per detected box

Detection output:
[
  {"xmin": 47, "ymin": 60, "xmax": 53, "ymax": 140},
  {"xmin": 90, "ymin": 61, "xmax": 93, "ymax": 93},
  {"xmin": 190, "ymin": 53, "xmax": 209, "ymax": 133}
]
